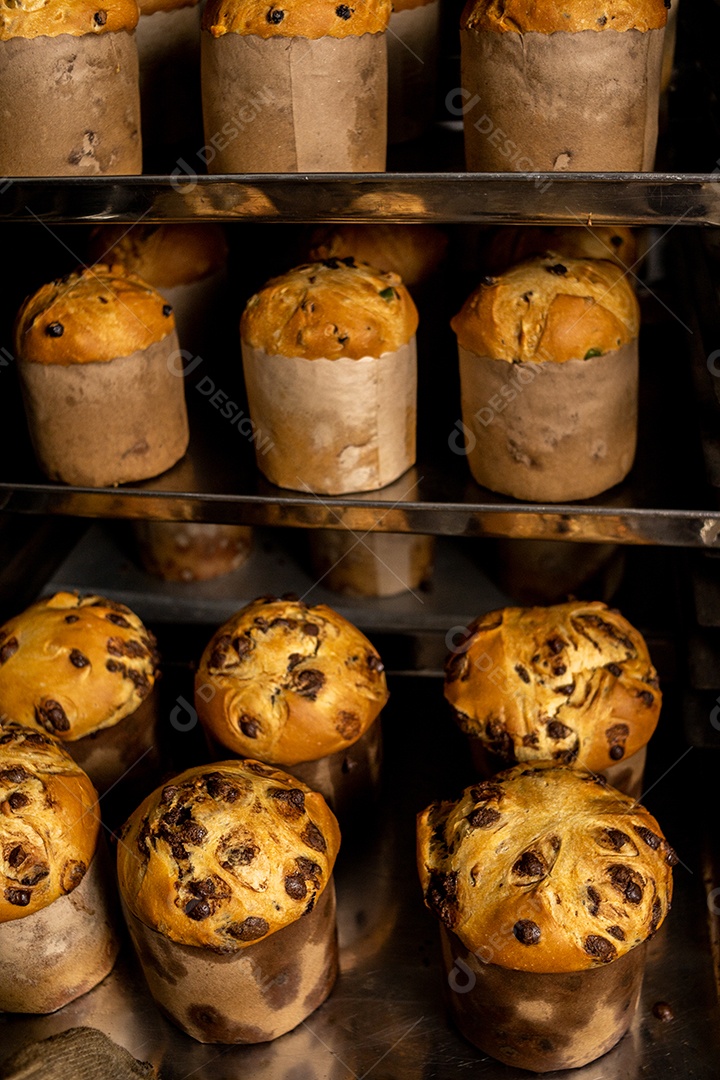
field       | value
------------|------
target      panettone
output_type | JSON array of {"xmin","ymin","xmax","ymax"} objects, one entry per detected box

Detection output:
[
  {"xmin": 195, "ymin": 597, "xmax": 389, "ymax": 766},
  {"xmin": 451, "ymin": 255, "xmax": 640, "ymax": 363},
  {"xmin": 0, "ymin": 0, "xmax": 139, "ymax": 40},
  {"xmin": 461, "ymin": 0, "xmax": 668, "ymax": 34},
  {"xmin": 0, "ymin": 721, "xmax": 99, "ymax": 922},
  {"xmin": 444, "ymin": 601, "xmax": 661, "ymax": 771},
  {"xmin": 203, "ymin": 0, "xmax": 391, "ymax": 39},
  {"xmin": 308, "ymin": 226, "xmax": 447, "ymax": 289},
  {"xmin": 88, "ymin": 224, "xmax": 228, "ymax": 290},
  {"xmin": 0, "ymin": 592, "xmax": 160, "ymax": 741},
  {"xmin": 417, "ymin": 762, "xmax": 676, "ymax": 974},
  {"xmin": 117, "ymin": 759, "xmax": 341, "ymax": 949},
  {"xmin": 241, "ymin": 259, "xmax": 418, "ymax": 361}
]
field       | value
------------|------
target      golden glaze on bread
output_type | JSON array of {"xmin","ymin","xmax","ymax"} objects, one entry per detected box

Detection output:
[
  {"xmin": 118, "ymin": 759, "xmax": 340, "ymax": 949},
  {"xmin": 0, "ymin": 0, "xmax": 139, "ymax": 40},
  {"xmin": 445, "ymin": 601, "xmax": 660, "ymax": 771},
  {"xmin": 451, "ymin": 255, "xmax": 639, "ymax": 362},
  {"xmin": 480, "ymin": 226, "xmax": 638, "ymax": 276},
  {"xmin": 15, "ymin": 265, "xmax": 175, "ymax": 366},
  {"xmin": 461, "ymin": 0, "xmax": 667, "ymax": 34},
  {"xmin": 0, "ymin": 593, "xmax": 159, "ymax": 741},
  {"xmin": 89, "ymin": 224, "xmax": 228, "ymax": 289},
  {"xmin": 417, "ymin": 763, "xmax": 675, "ymax": 973},
  {"xmin": 0, "ymin": 721, "xmax": 99, "ymax": 922},
  {"xmin": 139, "ymin": 0, "xmax": 199, "ymax": 13},
  {"xmin": 241, "ymin": 260, "xmax": 418, "ymax": 360},
  {"xmin": 309, "ymin": 225, "xmax": 447, "ymax": 289},
  {"xmin": 195, "ymin": 597, "xmax": 388, "ymax": 765},
  {"xmin": 204, "ymin": 0, "xmax": 390, "ymax": 38}
]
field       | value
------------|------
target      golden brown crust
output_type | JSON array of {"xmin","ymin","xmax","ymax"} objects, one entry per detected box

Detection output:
[
  {"xmin": 0, "ymin": 592, "xmax": 160, "ymax": 742},
  {"xmin": 451, "ymin": 255, "xmax": 639, "ymax": 363},
  {"xmin": 203, "ymin": 0, "xmax": 390, "ymax": 38},
  {"xmin": 15, "ymin": 265, "xmax": 175, "ymax": 366},
  {"xmin": 0, "ymin": 0, "xmax": 139, "ymax": 41},
  {"xmin": 444, "ymin": 601, "xmax": 661, "ymax": 771},
  {"xmin": 0, "ymin": 721, "xmax": 99, "ymax": 922},
  {"xmin": 241, "ymin": 260, "xmax": 418, "ymax": 360},
  {"xmin": 308, "ymin": 225, "xmax": 447, "ymax": 289},
  {"xmin": 417, "ymin": 763, "xmax": 675, "ymax": 973},
  {"xmin": 88, "ymin": 224, "xmax": 228, "ymax": 289},
  {"xmin": 480, "ymin": 226, "xmax": 638, "ymax": 276},
  {"xmin": 139, "ymin": 0, "xmax": 199, "ymax": 13},
  {"xmin": 117, "ymin": 759, "xmax": 340, "ymax": 949},
  {"xmin": 195, "ymin": 597, "xmax": 388, "ymax": 766},
  {"xmin": 461, "ymin": 0, "xmax": 668, "ymax": 34}
]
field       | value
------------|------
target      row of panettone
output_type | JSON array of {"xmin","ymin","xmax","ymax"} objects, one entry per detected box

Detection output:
[
  {"xmin": 0, "ymin": 590, "xmax": 675, "ymax": 1071},
  {"xmin": 12, "ymin": 221, "xmax": 641, "ymax": 504},
  {"xmin": 0, "ymin": 0, "xmax": 679, "ymax": 176}
]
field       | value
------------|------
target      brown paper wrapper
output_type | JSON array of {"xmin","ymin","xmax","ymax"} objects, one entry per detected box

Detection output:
[
  {"xmin": 137, "ymin": 5, "xmax": 203, "ymax": 160},
  {"xmin": 0, "ymin": 849, "xmax": 120, "ymax": 1014},
  {"xmin": 133, "ymin": 521, "xmax": 252, "ymax": 582},
  {"xmin": 0, "ymin": 32, "xmax": 141, "ymax": 177},
  {"xmin": 309, "ymin": 530, "xmax": 435, "ymax": 597},
  {"xmin": 18, "ymin": 333, "xmax": 190, "ymax": 488},
  {"xmin": 123, "ymin": 879, "xmax": 338, "ymax": 1044},
  {"xmin": 68, "ymin": 685, "xmax": 161, "ymax": 800},
  {"xmin": 242, "ymin": 340, "xmax": 416, "ymax": 495},
  {"xmin": 201, "ymin": 32, "xmax": 387, "ymax": 172},
  {"xmin": 461, "ymin": 28, "xmax": 664, "ymax": 172},
  {"xmin": 441, "ymin": 926, "xmax": 646, "ymax": 1072},
  {"xmin": 468, "ymin": 737, "xmax": 647, "ymax": 799},
  {"xmin": 458, "ymin": 342, "xmax": 638, "ymax": 502},
  {"xmin": 387, "ymin": 2, "xmax": 439, "ymax": 144}
]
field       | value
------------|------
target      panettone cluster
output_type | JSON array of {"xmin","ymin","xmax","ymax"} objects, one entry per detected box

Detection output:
[
  {"xmin": 0, "ymin": 592, "xmax": 160, "ymax": 741},
  {"xmin": 417, "ymin": 763, "xmax": 676, "ymax": 973},
  {"xmin": 15, "ymin": 265, "xmax": 176, "ymax": 365},
  {"xmin": 240, "ymin": 260, "xmax": 419, "ymax": 360},
  {"xmin": 0, "ymin": 721, "xmax": 99, "ymax": 922},
  {"xmin": 444, "ymin": 601, "xmax": 661, "ymax": 771},
  {"xmin": 203, "ymin": 0, "xmax": 391, "ymax": 39},
  {"xmin": 451, "ymin": 255, "xmax": 640, "ymax": 363},
  {"xmin": 195, "ymin": 596, "xmax": 389, "ymax": 765},
  {"xmin": 0, "ymin": 0, "xmax": 139, "ymax": 40},
  {"xmin": 461, "ymin": 0, "xmax": 669, "ymax": 34},
  {"xmin": 117, "ymin": 759, "xmax": 340, "ymax": 950}
]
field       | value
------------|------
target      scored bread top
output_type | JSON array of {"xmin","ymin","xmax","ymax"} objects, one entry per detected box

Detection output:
[
  {"xmin": 444, "ymin": 601, "xmax": 661, "ymax": 771},
  {"xmin": 203, "ymin": 0, "xmax": 391, "ymax": 38},
  {"xmin": 117, "ymin": 759, "xmax": 340, "ymax": 950},
  {"xmin": 15, "ymin": 265, "xmax": 176, "ymax": 365},
  {"xmin": 417, "ymin": 763, "xmax": 676, "ymax": 973},
  {"xmin": 88, "ymin": 224, "xmax": 228, "ymax": 290},
  {"xmin": 0, "ymin": 592, "xmax": 160, "ymax": 741},
  {"xmin": 308, "ymin": 225, "xmax": 448, "ymax": 290},
  {"xmin": 0, "ymin": 0, "xmax": 139, "ymax": 40},
  {"xmin": 451, "ymin": 254, "xmax": 639, "ymax": 363},
  {"xmin": 0, "ymin": 721, "xmax": 99, "ymax": 922},
  {"xmin": 461, "ymin": 0, "xmax": 668, "ymax": 34},
  {"xmin": 241, "ymin": 259, "xmax": 419, "ymax": 360},
  {"xmin": 195, "ymin": 596, "xmax": 389, "ymax": 765}
]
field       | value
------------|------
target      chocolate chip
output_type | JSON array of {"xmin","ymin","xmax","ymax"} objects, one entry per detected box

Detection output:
[
  {"xmin": 467, "ymin": 806, "xmax": 501, "ymax": 829},
  {"xmin": 609, "ymin": 745, "xmax": 625, "ymax": 760},
  {"xmin": 552, "ymin": 664, "xmax": 567, "ymax": 676},
  {"xmin": 162, "ymin": 304, "xmax": 173, "ymax": 317},
  {"xmin": 21, "ymin": 863, "xmax": 49, "ymax": 886},
  {"xmin": 0, "ymin": 637, "xmax": 18, "ymax": 664},
  {"xmin": 296, "ymin": 857, "xmax": 322, "ymax": 880},
  {"xmin": 105, "ymin": 612, "xmax": 131, "ymax": 628},
  {"xmin": 185, "ymin": 898, "xmax": 212, "ymax": 920},
  {"xmin": 586, "ymin": 886, "xmax": 601, "ymax": 916},
  {"xmin": 470, "ymin": 782, "xmax": 504, "ymax": 802},
  {"xmin": 227, "ymin": 916, "xmax": 268, "ymax": 941},
  {"xmin": 426, "ymin": 871, "xmax": 459, "ymax": 930},
  {"xmin": 547, "ymin": 637, "xmax": 565, "ymax": 654},
  {"xmin": 93, "ymin": 9, "xmax": 107, "ymax": 24},
  {"xmin": 585, "ymin": 935, "xmax": 617, "ymax": 962},
  {"xmin": 638, "ymin": 690, "xmax": 655, "ymax": 707},
  {"xmin": 546, "ymin": 263, "xmax": 568, "ymax": 276},
  {"xmin": 666, "ymin": 848, "xmax": 679, "ymax": 867},
  {"xmin": 303, "ymin": 622, "xmax": 319, "ymax": 636},
  {"xmin": 221, "ymin": 845, "xmax": 257, "ymax": 868},
  {"xmin": 650, "ymin": 898, "xmax": 662, "ymax": 932},
  {"xmin": 160, "ymin": 785, "xmax": 179, "ymax": 805},
  {"xmin": 60, "ymin": 860, "xmax": 86, "ymax": 894},
  {"xmin": 287, "ymin": 653, "xmax": 303, "ymax": 671},
  {"xmin": 604, "ymin": 829, "xmax": 631, "ymax": 850},
  {"xmin": 480, "ymin": 275, "xmax": 497, "ymax": 286},
  {"xmin": 181, "ymin": 822, "xmax": 207, "ymax": 846},
  {"xmin": 209, "ymin": 634, "xmax": 233, "ymax": 669},
  {"xmin": 513, "ymin": 852, "xmax": 546, "ymax": 877},
  {"xmin": 45, "ymin": 322, "xmax": 64, "ymax": 337},
  {"xmin": 127, "ymin": 669, "xmax": 151, "ymax": 698},
  {"xmin": 7, "ymin": 792, "xmax": 29, "ymax": 810},
  {"xmin": 34, "ymin": 699, "xmax": 70, "ymax": 733},
  {"xmin": 0, "ymin": 767, "xmax": 29, "ymax": 784},
  {"xmin": 205, "ymin": 773, "xmax": 239, "ymax": 802},
  {"xmin": 7, "ymin": 845, "xmax": 25, "ymax": 868},
  {"xmin": 270, "ymin": 617, "xmax": 293, "ymax": 630},
  {"xmin": 335, "ymin": 710, "xmax": 361, "ymax": 740},
  {"xmin": 285, "ymin": 872, "xmax": 307, "ymax": 900},
  {"xmin": 633, "ymin": 825, "xmax": 661, "ymax": 850},
  {"xmin": 607, "ymin": 924, "xmax": 626, "ymax": 941},
  {"xmin": 301, "ymin": 821, "xmax": 327, "ymax": 852},
  {"xmin": 335, "ymin": 3, "xmax": 352, "ymax": 16},
  {"xmin": 653, "ymin": 1001, "xmax": 673, "ymax": 1022},
  {"xmin": 105, "ymin": 659, "xmax": 124, "ymax": 674},
  {"xmin": 605, "ymin": 663, "xmax": 622, "ymax": 677},
  {"xmin": 515, "ymin": 664, "xmax": 530, "ymax": 684},
  {"xmin": 546, "ymin": 720, "xmax": 572, "ymax": 740},
  {"xmin": 513, "ymin": 920, "xmax": 541, "ymax": 945},
  {"xmin": 64, "ymin": 615, "xmax": 79, "ymax": 624},
  {"xmin": 367, "ymin": 653, "xmax": 384, "ymax": 673},
  {"xmin": 69, "ymin": 649, "xmax": 89, "ymax": 668},
  {"xmin": 597, "ymin": 14, "xmax": 607, "ymax": 24},
  {"xmin": 239, "ymin": 716, "xmax": 261, "ymax": 739},
  {"xmin": 232, "ymin": 634, "xmax": 252, "ymax": 658},
  {"xmin": 522, "ymin": 733, "xmax": 539, "ymax": 747},
  {"xmin": 608, "ymin": 864, "xmax": 643, "ymax": 904},
  {"xmin": 292, "ymin": 669, "xmax": 325, "ymax": 699},
  {"xmin": 626, "ymin": 882, "xmax": 643, "ymax": 903},
  {"xmin": 266, "ymin": 7, "xmax": 285, "ymax": 22},
  {"xmin": 556, "ymin": 683, "xmax": 575, "ymax": 696},
  {"xmin": 5, "ymin": 887, "xmax": 30, "ymax": 906},
  {"xmin": 269, "ymin": 787, "xmax": 306, "ymax": 814}
]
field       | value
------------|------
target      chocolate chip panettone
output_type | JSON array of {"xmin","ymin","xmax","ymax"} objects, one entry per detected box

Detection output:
[
  {"xmin": 195, "ymin": 597, "xmax": 388, "ymax": 814},
  {"xmin": 445, "ymin": 600, "xmax": 660, "ymax": 794},
  {"xmin": 0, "ymin": 592, "xmax": 161, "ymax": 794},
  {"xmin": 417, "ymin": 763, "xmax": 675, "ymax": 1071},
  {"xmin": 0, "ymin": 721, "xmax": 119, "ymax": 1012},
  {"xmin": 118, "ymin": 760, "xmax": 341, "ymax": 1043}
]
